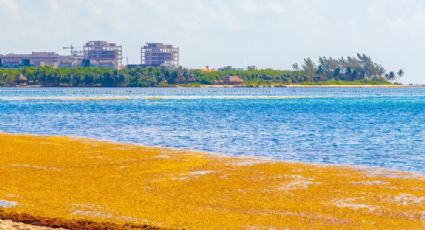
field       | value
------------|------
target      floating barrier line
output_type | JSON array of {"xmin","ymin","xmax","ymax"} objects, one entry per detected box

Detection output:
[{"xmin": 1, "ymin": 87, "xmax": 425, "ymax": 96}]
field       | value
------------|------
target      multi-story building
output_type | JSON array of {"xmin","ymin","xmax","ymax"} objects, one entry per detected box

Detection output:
[
  {"xmin": 141, "ymin": 43, "xmax": 179, "ymax": 68},
  {"xmin": 0, "ymin": 52, "xmax": 82, "ymax": 68},
  {"xmin": 1, "ymin": 53, "xmax": 32, "ymax": 68},
  {"xmin": 57, "ymin": 55, "xmax": 84, "ymax": 68},
  {"xmin": 28, "ymin": 52, "xmax": 60, "ymax": 67},
  {"xmin": 83, "ymin": 41, "xmax": 122, "ymax": 69}
]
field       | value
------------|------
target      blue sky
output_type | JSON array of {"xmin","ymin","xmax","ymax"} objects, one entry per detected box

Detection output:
[{"xmin": 0, "ymin": 0, "xmax": 425, "ymax": 83}]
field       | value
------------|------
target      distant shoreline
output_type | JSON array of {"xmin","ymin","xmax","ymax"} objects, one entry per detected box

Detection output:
[
  {"xmin": 286, "ymin": 84, "xmax": 424, "ymax": 88},
  {"xmin": 1, "ymin": 84, "xmax": 424, "ymax": 89}
]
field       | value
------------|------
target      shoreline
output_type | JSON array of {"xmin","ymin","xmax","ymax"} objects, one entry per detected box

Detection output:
[
  {"xmin": 286, "ymin": 84, "xmax": 422, "ymax": 88},
  {"xmin": 1, "ymin": 84, "xmax": 424, "ymax": 89},
  {"xmin": 2, "ymin": 132, "xmax": 423, "ymax": 177},
  {"xmin": 1, "ymin": 133, "xmax": 424, "ymax": 229},
  {"xmin": 0, "ymin": 210, "xmax": 160, "ymax": 230},
  {"xmin": 0, "ymin": 219, "xmax": 56, "ymax": 230}
]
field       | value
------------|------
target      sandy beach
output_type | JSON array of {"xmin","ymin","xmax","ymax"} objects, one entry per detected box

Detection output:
[{"xmin": 0, "ymin": 133, "xmax": 424, "ymax": 229}]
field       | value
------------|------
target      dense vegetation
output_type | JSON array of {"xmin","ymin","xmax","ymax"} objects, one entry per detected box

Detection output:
[
  {"xmin": 0, "ymin": 53, "xmax": 402, "ymax": 87},
  {"xmin": 295, "ymin": 54, "xmax": 403, "ymax": 83}
]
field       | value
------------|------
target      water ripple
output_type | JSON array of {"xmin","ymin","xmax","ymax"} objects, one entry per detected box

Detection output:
[{"xmin": 1, "ymin": 87, "xmax": 425, "ymax": 174}]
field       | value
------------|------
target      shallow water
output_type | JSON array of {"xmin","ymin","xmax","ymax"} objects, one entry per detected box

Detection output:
[
  {"xmin": 1, "ymin": 87, "xmax": 425, "ymax": 173},
  {"xmin": 0, "ymin": 200, "xmax": 17, "ymax": 208}
]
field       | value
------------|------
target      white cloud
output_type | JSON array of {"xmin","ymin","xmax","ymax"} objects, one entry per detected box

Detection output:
[
  {"xmin": 0, "ymin": 0, "xmax": 18, "ymax": 14},
  {"xmin": 48, "ymin": 0, "xmax": 60, "ymax": 10}
]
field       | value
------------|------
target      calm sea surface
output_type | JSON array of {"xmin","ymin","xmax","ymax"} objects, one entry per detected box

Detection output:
[{"xmin": 1, "ymin": 87, "xmax": 425, "ymax": 173}]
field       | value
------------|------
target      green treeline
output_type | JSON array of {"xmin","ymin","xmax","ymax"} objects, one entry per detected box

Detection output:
[
  {"xmin": 295, "ymin": 54, "xmax": 403, "ymax": 83},
  {"xmin": 0, "ymin": 53, "xmax": 402, "ymax": 87}
]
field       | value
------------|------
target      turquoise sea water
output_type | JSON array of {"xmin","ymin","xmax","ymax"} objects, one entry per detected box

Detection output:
[{"xmin": 1, "ymin": 87, "xmax": 425, "ymax": 173}]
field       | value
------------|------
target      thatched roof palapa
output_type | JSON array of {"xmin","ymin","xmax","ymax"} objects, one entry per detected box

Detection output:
[{"xmin": 15, "ymin": 74, "xmax": 28, "ymax": 82}]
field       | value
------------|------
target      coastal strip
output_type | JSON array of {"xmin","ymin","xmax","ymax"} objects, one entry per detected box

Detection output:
[
  {"xmin": 0, "ymin": 96, "xmax": 132, "ymax": 101},
  {"xmin": 286, "ymin": 84, "xmax": 424, "ymax": 88},
  {"xmin": 0, "ymin": 133, "xmax": 424, "ymax": 229},
  {"xmin": 0, "ymin": 210, "xmax": 161, "ymax": 230},
  {"xmin": 0, "ymin": 219, "xmax": 56, "ymax": 230}
]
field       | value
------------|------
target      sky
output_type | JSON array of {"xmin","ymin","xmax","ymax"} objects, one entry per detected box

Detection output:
[{"xmin": 0, "ymin": 0, "xmax": 425, "ymax": 84}]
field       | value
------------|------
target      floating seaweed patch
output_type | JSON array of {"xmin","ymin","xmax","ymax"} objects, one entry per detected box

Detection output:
[
  {"xmin": 277, "ymin": 175, "xmax": 316, "ymax": 191},
  {"xmin": 1, "ymin": 133, "xmax": 425, "ymax": 229},
  {"xmin": 333, "ymin": 198, "xmax": 378, "ymax": 212},
  {"xmin": 351, "ymin": 180, "xmax": 389, "ymax": 186},
  {"xmin": 391, "ymin": 193, "xmax": 425, "ymax": 206}
]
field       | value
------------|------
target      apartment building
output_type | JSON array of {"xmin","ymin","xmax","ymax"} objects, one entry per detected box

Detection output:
[
  {"xmin": 0, "ymin": 52, "xmax": 82, "ymax": 68},
  {"xmin": 83, "ymin": 41, "xmax": 122, "ymax": 69},
  {"xmin": 141, "ymin": 43, "xmax": 179, "ymax": 68}
]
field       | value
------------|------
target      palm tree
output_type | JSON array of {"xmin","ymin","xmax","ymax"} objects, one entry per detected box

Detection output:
[
  {"xmin": 302, "ymin": 58, "xmax": 317, "ymax": 82},
  {"xmin": 388, "ymin": 71, "xmax": 396, "ymax": 82},
  {"xmin": 396, "ymin": 69, "xmax": 404, "ymax": 82}
]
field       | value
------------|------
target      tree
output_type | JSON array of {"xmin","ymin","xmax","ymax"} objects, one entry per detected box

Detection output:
[
  {"xmin": 247, "ymin": 65, "xmax": 257, "ymax": 71},
  {"xmin": 0, "ymin": 54, "xmax": 399, "ymax": 87},
  {"xmin": 388, "ymin": 71, "xmax": 396, "ymax": 82},
  {"xmin": 333, "ymin": 68, "xmax": 341, "ymax": 79},
  {"xmin": 396, "ymin": 69, "xmax": 404, "ymax": 82},
  {"xmin": 292, "ymin": 63, "xmax": 299, "ymax": 71},
  {"xmin": 302, "ymin": 58, "xmax": 317, "ymax": 81}
]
